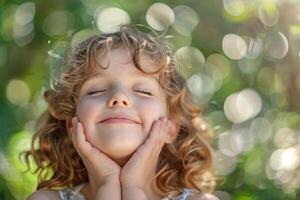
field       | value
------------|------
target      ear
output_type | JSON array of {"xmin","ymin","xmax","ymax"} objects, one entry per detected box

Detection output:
[{"xmin": 165, "ymin": 119, "xmax": 181, "ymax": 144}]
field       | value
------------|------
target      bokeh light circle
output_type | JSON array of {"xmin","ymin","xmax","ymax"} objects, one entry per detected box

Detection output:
[
  {"xmin": 172, "ymin": 5, "xmax": 199, "ymax": 36},
  {"xmin": 175, "ymin": 46, "xmax": 205, "ymax": 70},
  {"xmin": 43, "ymin": 10, "xmax": 75, "ymax": 35},
  {"xmin": 71, "ymin": 29, "xmax": 98, "ymax": 48},
  {"xmin": 187, "ymin": 73, "xmax": 214, "ymax": 104},
  {"xmin": 214, "ymin": 150, "xmax": 237, "ymax": 175},
  {"xmin": 6, "ymin": 79, "xmax": 30, "ymax": 105},
  {"xmin": 206, "ymin": 53, "xmax": 231, "ymax": 80},
  {"xmin": 266, "ymin": 32, "xmax": 289, "ymax": 59},
  {"xmin": 258, "ymin": 3, "xmax": 279, "ymax": 27},
  {"xmin": 250, "ymin": 117, "xmax": 272, "ymax": 143},
  {"xmin": 223, "ymin": 0, "xmax": 246, "ymax": 16},
  {"xmin": 244, "ymin": 36, "xmax": 263, "ymax": 59},
  {"xmin": 15, "ymin": 2, "xmax": 35, "ymax": 26},
  {"xmin": 224, "ymin": 88, "xmax": 262, "ymax": 123},
  {"xmin": 146, "ymin": 3, "xmax": 175, "ymax": 31},
  {"xmin": 222, "ymin": 33, "xmax": 247, "ymax": 60},
  {"xmin": 96, "ymin": 7, "xmax": 130, "ymax": 33}
]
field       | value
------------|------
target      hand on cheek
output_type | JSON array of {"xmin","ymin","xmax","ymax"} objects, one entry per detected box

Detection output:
[
  {"xmin": 69, "ymin": 117, "xmax": 121, "ymax": 188},
  {"xmin": 120, "ymin": 117, "xmax": 171, "ymax": 190}
]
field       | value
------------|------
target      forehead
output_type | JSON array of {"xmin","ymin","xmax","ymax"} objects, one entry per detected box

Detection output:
[
  {"xmin": 84, "ymin": 67, "xmax": 160, "ymax": 86},
  {"xmin": 86, "ymin": 47, "xmax": 161, "ymax": 80}
]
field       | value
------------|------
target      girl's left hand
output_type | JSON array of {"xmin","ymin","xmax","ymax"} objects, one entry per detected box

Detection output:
[{"xmin": 120, "ymin": 117, "xmax": 171, "ymax": 190}]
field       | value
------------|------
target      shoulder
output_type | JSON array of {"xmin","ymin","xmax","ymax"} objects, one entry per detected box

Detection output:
[
  {"xmin": 26, "ymin": 189, "xmax": 60, "ymax": 200},
  {"xmin": 188, "ymin": 193, "xmax": 219, "ymax": 200}
]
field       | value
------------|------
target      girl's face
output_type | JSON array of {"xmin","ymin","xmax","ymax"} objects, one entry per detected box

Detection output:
[{"xmin": 76, "ymin": 47, "xmax": 167, "ymax": 165}]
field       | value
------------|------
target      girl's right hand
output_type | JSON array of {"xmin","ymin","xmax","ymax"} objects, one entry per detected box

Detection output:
[{"xmin": 69, "ymin": 116, "xmax": 121, "ymax": 188}]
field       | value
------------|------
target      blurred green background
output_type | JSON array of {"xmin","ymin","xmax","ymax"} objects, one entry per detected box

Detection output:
[{"xmin": 1, "ymin": 0, "xmax": 300, "ymax": 199}]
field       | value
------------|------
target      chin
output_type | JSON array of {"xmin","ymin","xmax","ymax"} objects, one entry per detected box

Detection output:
[
  {"xmin": 101, "ymin": 146, "xmax": 137, "ymax": 167},
  {"xmin": 93, "ymin": 137, "xmax": 142, "ymax": 162}
]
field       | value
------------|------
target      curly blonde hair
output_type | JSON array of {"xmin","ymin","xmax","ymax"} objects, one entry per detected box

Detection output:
[{"xmin": 21, "ymin": 25, "xmax": 216, "ymax": 198}]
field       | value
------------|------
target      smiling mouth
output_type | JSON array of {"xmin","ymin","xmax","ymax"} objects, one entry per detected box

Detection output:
[{"xmin": 100, "ymin": 118, "xmax": 139, "ymax": 124}]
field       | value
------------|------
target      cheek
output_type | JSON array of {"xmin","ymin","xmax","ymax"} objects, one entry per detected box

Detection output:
[
  {"xmin": 76, "ymin": 100, "xmax": 100, "ymax": 126},
  {"xmin": 142, "ymin": 98, "xmax": 166, "ymax": 116},
  {"xmin": 138, "ymin": 99, "xmax": 166, "ymax": 133}
]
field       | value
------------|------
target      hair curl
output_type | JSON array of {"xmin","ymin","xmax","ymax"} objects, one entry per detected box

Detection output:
[{"xmin": 21, "ymin": 25, "xmax": 216, "ymax": 198}]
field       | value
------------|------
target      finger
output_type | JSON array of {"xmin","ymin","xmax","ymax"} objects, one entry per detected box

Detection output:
[
  {"xmin": 152, "ymin": 117, "xmax": 169, "ymax": 159},
  {"xmin": 71, "ymin": 117, "xmax": 89, "ymax": 156},
  {"xmin": 130, "ymin": 119, "xmax": 165, "ymax": 166},
  {"xmin": 160, "ymin": 117, "xmax": 168, "ymax": 141},
  {"xmin": 71, "ymin": 117, "xmax": 81, "ymax": 151},
  {"xmin": 157, "ymin": 117, "xmax": 169, "ymax": 147},
  {"xmin": 163, "ymin": 118, "xmax": 172, "ymax": 142},
  {"xmin": 149, "ymin": 119, "xmax": 162, "ymax": 143},
  {"xmin": 142, "ymin": 119, "xmax": 160, "ymax": 152},
  {"xmin": 148, "ymin": 118, "xmax": 166, "ymax": 153}
]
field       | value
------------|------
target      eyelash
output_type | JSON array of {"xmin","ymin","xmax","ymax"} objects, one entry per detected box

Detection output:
[
  {"xmin": 87, "ymin": 89, "xmax": 153, "ymax": 96},
  {"xmin": 87, "ymin": 90, "xmax": 106, "ymax": 95},
  {"xmin": 135, "ymin": 90, "xmax": 153, "ymax": 96}
]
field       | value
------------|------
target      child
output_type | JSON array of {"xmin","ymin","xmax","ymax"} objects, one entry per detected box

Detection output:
[{"xmin": 23, "ymin": 25, "xmax": 218, "ymax": 200}]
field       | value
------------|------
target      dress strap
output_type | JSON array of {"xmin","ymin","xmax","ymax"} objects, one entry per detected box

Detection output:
[
  {"xmin": 161, "ymin": 189, "xmax": 194, "ymax": 200},
  {"xmin": 58, "ymin": 183, "xmax": 87, "ymax": 200},
  {"xmin": 72, "ymin": 183, "xmax": 86, "ymax": 196},
  {"xmin": 177, "ymin": 189, "xmax": 194, "ymax": 200}
]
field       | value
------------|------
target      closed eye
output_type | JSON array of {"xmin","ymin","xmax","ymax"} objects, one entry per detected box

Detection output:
[
  {"xmin": 134, "ymin": 90, "xmax": 153, "ymax": 96},
  {"xmin": 87, "ymin": 89, "xmax": 153, "ymax": 96},
  {"xmin": 87, "ymin": 90, "xmax": 107, "ymax": 95}
]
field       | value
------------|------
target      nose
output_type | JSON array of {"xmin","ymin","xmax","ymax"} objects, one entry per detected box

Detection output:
[{"xmin": 108, "ymin": 89, "xmax": 131, "ymax": 108}]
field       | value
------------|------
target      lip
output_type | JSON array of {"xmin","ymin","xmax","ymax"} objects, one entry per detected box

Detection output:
[{"xmin": 99, "ymin": 115, "xmax": 140, "ymax": 124}]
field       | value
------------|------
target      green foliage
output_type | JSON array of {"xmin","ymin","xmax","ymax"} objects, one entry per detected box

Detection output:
[{"xmin": 1, "ymin": 0, "xmax": 300, "ymax": 199}]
